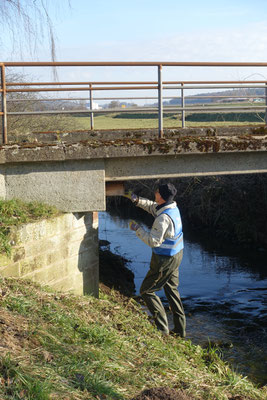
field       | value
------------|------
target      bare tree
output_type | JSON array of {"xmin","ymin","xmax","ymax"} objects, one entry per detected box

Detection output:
[
  {"xmin": 0, "ymin": 0, "xmax": 71, "ymax": 61},
  {"xmin": 5, "ymin": 71, "xmax": 85, "ymax": 137}
]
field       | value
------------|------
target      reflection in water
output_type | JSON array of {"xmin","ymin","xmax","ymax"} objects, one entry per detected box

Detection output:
[{"xmin": 99, "ymin": 212, "xmax": 267, "ymax": 385}]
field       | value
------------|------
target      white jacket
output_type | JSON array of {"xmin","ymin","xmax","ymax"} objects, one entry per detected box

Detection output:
[{"xmin": 135, "ymin": 197, "xmax": 178, "ymax": 248}]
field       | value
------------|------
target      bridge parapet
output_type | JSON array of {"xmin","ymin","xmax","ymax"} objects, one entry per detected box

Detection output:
[
  {"xmin": 1, "ymin": 127, "xmax": 267, "ymax": 161},
  {"xmin": 2, "ymin": 61, "xmax": 267, "ymax": 143}
]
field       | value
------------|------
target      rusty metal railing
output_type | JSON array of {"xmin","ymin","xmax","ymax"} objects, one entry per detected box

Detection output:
[
  {"xmin": 0, "ymin": 64, "xmax": 8, "ymax": 144},
  {"xmin": 1, "ymin": 61, "xmax": 267, "ymax": 144}
]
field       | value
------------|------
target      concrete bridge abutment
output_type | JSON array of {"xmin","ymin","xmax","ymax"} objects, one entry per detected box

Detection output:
[{"xmin": 0, "ymin": 211, "xmax": 99, "ymax": 297}]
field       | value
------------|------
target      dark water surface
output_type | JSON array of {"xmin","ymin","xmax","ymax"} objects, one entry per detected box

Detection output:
[{"xmin": 99, "ymin": 212, "xmax": 267, "ymax": 386}]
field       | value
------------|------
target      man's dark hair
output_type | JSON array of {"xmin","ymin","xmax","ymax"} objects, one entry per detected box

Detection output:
[{"xmin": 158, "ymin": 183, "xmax": 177, "ymax": 202}]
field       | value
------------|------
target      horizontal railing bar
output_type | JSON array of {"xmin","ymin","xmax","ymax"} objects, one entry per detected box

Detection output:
[
  {"xmin": 164, "ymin": 85, "xmax": 267, "ymax": 90},
  {"xmin": 7, "ymin": 96, "xmax": 178, "ymax": 102},
  {"xmin": 7, "ymin": 98, "xmax": 75, "ymax": 102},
  {"xmin": 87, "ymin": 97, "xmax": 266, "ymax": 102},
  {"xmin": 8, "ymin": 108, "xmax": 160, "ymax": 115},
  {"xmin": 6, "ymin": 85, "xmax": 159, "ymax": 93},
  {"xmin": 173, "ymin": 105, "xmax": 267, "ymax": 110},
  {"xmin": 83, "ymin": 95, "xmax": 266, "ymax": 100},
  {"xmin": 3, "ymin": 61, "xmax": 267, "ymax": 67},
  {"xmin": 6, "ymin": 80, "xmax": 267, "ymax": 87},
  {"xmin": 7, "ymin": 81, "xmax": 157, "ymax": 86},
  {"xmin": 6, "ymin": 84, "xmax": 267, "ymax": 94},
  {"xmin": 6, "ymin": 95, "xmax": 266, "ymax": 103},
  {"xmin": 7, "ymin": 105, "xmax": 267, "ymax": 116},
  {"xmin": 190, "ymin": 95, "xmax": 266, "ymax": 99}
]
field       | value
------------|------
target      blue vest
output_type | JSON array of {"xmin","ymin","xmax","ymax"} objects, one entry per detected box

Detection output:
[{"xmin": 153, "ymin": 207, "xmax": 184, "ymax": 256}]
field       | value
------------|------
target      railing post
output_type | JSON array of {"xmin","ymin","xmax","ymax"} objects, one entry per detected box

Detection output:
[
  {"xmin": 265, "ymin": 83, "xmax": 267, "ymax": 125},
  {"xmin": 1, "ymin": 64, "xmax": 8, "ymax": 144},
  {"xmin": 158, "ymin": 64, "xmax": 163, "ymax": 138},
  {"xmin": 181, "ymin": 83, "xmax": 185, "ymax": 128},
  {"xmin": 89, "ymin": 83, "xmax": 94, "ymax": 130}
]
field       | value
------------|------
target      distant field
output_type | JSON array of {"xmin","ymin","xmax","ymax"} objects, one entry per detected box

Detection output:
[
  {"xmin": 8, "ymin": 109, "xmax": 266, "ymax": 134},
  {"xmin": 71, "ymin": 111, "xmax": 265, "ymax": 131}
]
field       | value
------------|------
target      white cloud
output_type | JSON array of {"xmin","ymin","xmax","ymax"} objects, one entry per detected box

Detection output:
[{"xmin": 6, "ymin": 21, "xmax": 267, "ymax": 93}]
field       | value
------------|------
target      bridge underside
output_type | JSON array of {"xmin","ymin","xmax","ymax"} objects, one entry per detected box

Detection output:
[{"xmin": 105, "ymin": 152, "xmax": 267, "ymax": 180}]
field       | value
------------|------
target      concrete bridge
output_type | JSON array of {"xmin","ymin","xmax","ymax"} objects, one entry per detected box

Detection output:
[
  {"xmin": 1, "ymin": 126, "xmax": 267, "ymax": 212},
  {"xmin": 1, "ymin": 126, "xmax": 267, "ymax": 297},
  {"xmin": 2, "ymin": 60, "xmax": 267, "ymax": 297}
]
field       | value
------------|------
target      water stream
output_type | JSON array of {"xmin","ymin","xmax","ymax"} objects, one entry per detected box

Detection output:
[{"xmin": 99, "ymin": 211, "xmax": 267, "ymax": 386}]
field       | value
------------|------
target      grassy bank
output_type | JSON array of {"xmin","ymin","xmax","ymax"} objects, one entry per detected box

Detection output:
[
  {"xmin": 0, "ymin": 277, "xmax": 266, "ymax": 400},
  {"xmin": 0, "ymin": 199, "xmax": 60, "ymax": 255}
]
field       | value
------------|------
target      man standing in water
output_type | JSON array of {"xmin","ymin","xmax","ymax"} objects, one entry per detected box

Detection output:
[{"xmin": 125, "ymin": 183, "xmax": 186, "ymax": 337}]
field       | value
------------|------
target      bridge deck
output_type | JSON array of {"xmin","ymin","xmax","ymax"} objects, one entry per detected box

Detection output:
[{"xmin": 1, "ymin": 126, "xmax": 267, "ymax": 164}]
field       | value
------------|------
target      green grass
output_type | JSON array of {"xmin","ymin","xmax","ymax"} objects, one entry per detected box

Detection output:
[
  {"xmin": 0, "ymin": 277, "xmax": 266, "ymax": 400},
  {"xmin": 69, "ymin": 112, "xmax": 266, "ymax": 131},
  {"xmin": 8, "ymin": 108, "xmax": 266, "ymax": 135},
  {"xmin": 0, "ymin": 199, "xmax": 60, "ymax": 255}
]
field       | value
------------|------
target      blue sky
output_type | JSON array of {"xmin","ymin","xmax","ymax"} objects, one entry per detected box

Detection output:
[
  {"xmin": 56, "ymin": 0, "xmax": 266, "ymax": 46},
  {"xmin": 52, "ymin": 0, "xmax": 267, "ymax": 61},
  {"xmin": 2, "ymin": 0, "xmax": 267, "ymax": 88}
]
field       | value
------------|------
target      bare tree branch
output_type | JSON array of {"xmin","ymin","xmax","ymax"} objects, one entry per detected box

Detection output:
[{"xmin": 0, "ymin": 0, "xmax": 70, "ymax": 61}]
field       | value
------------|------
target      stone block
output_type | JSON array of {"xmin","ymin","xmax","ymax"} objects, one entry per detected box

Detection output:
[
  {"xmin": 72, "ymin": 213, "xmax": 88, "ymax": 229},
  {"xmin": 23, "ymin": 237, "xmax": 62, "ymax": 258},
  {"xmin": 0, "ymin": 262, "xmax": 20, "ymax": 277},
  {"xmin": 17, "ymin": 220, "xmax": 47, "ymax": 242},
  {"xmin": 20, "ymin": 257, "xmax": 42, "ymax": 276},
  {"xmin": 67, "ymin": 240, "xmax": 82, "ymax": 259},
  {"xmin": 0, "ymin": 166, "xmax": 6, "ymax": 199},
  {"xmin": 46, "ymin": 248, "xmax": 68, "ymax": 266},
  {"xmin": 12, "ymin": 247, "xmax": 25, "ymax": 262},
  {"xmin": 42, "ymin": 217, "xmax": 61, "ymax": 237},
  {"xmin": 0, "ymin": 253, "xmax": 10, "ymax": 268},
  {"xmin": 30, "ymin": 262, "xmax": 69, "ymax": 284},
  {"xmin": 67, "ymin": 237, "xmax": 93, "ymax": 258},
  {"xmin": 65, "ymin": 227, "xmax": 87, "ymax": 244},
  {"xmin": 48, "ymin": 214, "xmax": 75, "ymax": 235},
  {"xmin": 51, "ymin": 273, "xmax": 83, "ymax": 295}
]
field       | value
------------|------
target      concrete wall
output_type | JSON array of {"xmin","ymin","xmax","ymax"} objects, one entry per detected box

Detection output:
[
  {"xmin": 0, "ymin": 160, "xmax": 106, "ymax": 212},
  {"xmin": 0, "ymin": 212, "xmax": 99, "ymax": 297}
]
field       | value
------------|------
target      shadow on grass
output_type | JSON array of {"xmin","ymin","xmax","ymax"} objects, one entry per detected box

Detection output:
[{"xmin": 186, "ymin": 112, "xmax": 265, "ymax": 123}]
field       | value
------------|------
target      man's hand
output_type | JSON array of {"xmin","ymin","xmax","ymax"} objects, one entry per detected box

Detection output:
[
  {"xmin": 124, "ymin": 190, "xmax": 138, "ymax": 203},
  {"xmin": 129, "ymin": 220, "xmax": 140, "ymax": 231}
]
